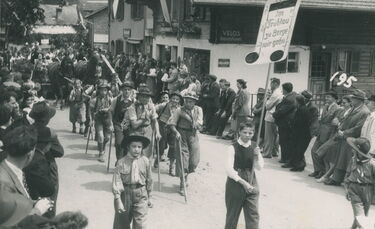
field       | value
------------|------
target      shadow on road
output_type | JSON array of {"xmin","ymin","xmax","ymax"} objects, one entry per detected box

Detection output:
[
  {"xmin": 77, "ymin": 164, "xmax": 110, "ymax": 174},
  {"xmin": 63, "ymin": 152, "xmax": 99, "ymax": 161},
  {"xmin": 81, "ymin": 181, "xmax": 112, "ymax": 192},
  {"xmin": 66, "ymin": 143, "xmax": 97, "ymax": 151}
]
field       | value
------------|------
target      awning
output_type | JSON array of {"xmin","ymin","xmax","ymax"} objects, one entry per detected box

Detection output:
[
  {"xmin": 94, "ymin": 34, "xmax": 108, "ymax": 43},
  {"xmin": 192, "ymin": 0, "xmax": 375, "ymax": 12},
  {"xmin": 127, "ymin": 39, "xmax": 142, "ymax": 44},
  {"xmin": 31, "ymin": 25, "xmax": 77, "ymax": 34}
]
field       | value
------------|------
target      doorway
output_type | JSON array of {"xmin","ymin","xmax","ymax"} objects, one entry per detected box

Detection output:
[{"xmin": 309, "ymin": 51, "xmax": 332, "ymax": 95}]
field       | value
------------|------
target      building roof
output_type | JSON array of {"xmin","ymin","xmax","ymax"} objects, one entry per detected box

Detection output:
[
  {"xmin": 192, "ymin": 0, "xmax": 375, "ymax": 12},
  {"xmin": 39, "ymin": 4, "xmax": 79, "ymax": 25},
  {"xmin": 31, "ymin": 25, "xmax": 77, "ymax": 34},
  {"xmin": 85, "ymin": 6, "xmax": 108, "ymax": 19},
  {"xmin": 79, "ymin": 0, "xmax": 108, "ymax": 16}
]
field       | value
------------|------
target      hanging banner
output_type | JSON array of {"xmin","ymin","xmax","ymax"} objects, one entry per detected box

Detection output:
[
  {"xmin": 160, "ymin": 0, "xmax": 171, "ymax": 24},
  {"xmin": 245, "ymin": 0, "xmax": 301, "ymax": 65},
  {"xmin": 113, "ymin": 0, "xmax": 119, "ymax": 18}
]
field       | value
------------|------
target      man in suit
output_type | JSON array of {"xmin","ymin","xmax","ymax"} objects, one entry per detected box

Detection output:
[
  {"xmin": 213, "ymin": 80, "xmax": 236, "ymax": 138},
  {"xmin": 325, "ymin": 89, "xmax": 370, "ymax": 186},
  {"xmin": 201, "ymin": 74, "xmax": 220, "ymax": 134},
  {"xmin": 0, "ymin": 125, "xmax": 53, "ymax": 227},
  {"xmin": 273, "ymin": 82, "xmax": 297, "ymax": 164},
  {"xmin": 309, "ymin": 91, "xmax": 340, "ymax": 178},
  {"xmin": 301, "ymin": 90, "xmax": 320, "ymax": 137}
]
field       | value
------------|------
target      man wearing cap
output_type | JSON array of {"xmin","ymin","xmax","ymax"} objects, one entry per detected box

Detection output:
[
  {"xmin": 325, "ymin": 89, "xmax": 370, "ymax": 186},
  {"xmin": 112, "ymin": 135, "xmax": 153, "ymax": 229},
  {"xmin": 201, "ymin": 74, "xmax": 220, "ymax": 134},
  {"xmin": 110, "ymin": 81, "xmax": 135, "ymax": 161},
  {"xmin": 273, "ymin": 82, "xmax": 297, "ymax": 164},
  {"xmin": 168, "ymin": 92, "xmax": 203, "ymax": 195},
  {"xmin": 0, "ymin": 126, "xmax": 53, "ymax": 227},
  {"xmin": 90, "ymin": 79, "xmax": 114, "ymax": 163},
  {"xmin": 309, "ymin": 90, "xmax": 340, "ymax": 177},
  {"xmin": 213, "ymin": 80, "xmax": 236, "ymax": 139},
  {"xmin": 301, "ymin": 90, "xmax": 320, "ymax": 137},
  {"xmin": 122, "ymin": 87, "xmax": 161, "ymax": 159},
  {"xmin": 263, "ymin": 78, "xmax": 283, "ymax": 158},
  {"xmin": 28, "ymin": 101, "xmax": 64, "ymax": 217},
  {"xmin": 344, "ymin": 137, "xmax": 375, "ymax": 229},
  {"xmin": 154, "ymin": 92, "xmax": 183, "ymax": 172},
  {"xmin": 361, "ymin": 95, "xmax": 375, "ymax": 157}
]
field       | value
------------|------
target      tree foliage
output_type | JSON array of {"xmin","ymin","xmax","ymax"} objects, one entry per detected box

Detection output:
[{"xmin": 2, "ymin": 0, "xmax": 45, "ymax": 40}]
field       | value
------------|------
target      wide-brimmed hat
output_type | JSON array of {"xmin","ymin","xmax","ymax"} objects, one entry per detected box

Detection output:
[
  {"xmin": 29, "ymin": 101, "xmax": 56, "ymax": 121},
  {"xmin": 350, "ymin": 89, "xmax": 367, "ymax": 101},
  {"xmin": 183, "ymin": 92, "xmax": 199, "ymax": 101},
  {"xmin": 301, "ymin": 90, "xmax": 313, "ymax": 100},
  {"xmin": 97, "ymin": 79, "xmax": 110, "ymax": 89},
  {"xmin": 170, "ymin": 92, "xmax": 184, "ymax": 105},
  {"xmin": 121, "ymin": 135, "xmax": 150, "ymax": 149},
  {"xmin": 120, "ymin": 81, "xmax": 134, "ymax": 89},
  {"xmin": 346, "ymin": 137, "xmax": 372, "ymax": 159},
  {"xmin": 367, "ymin": 94, "xmax": 375, "ymax": 102},
  {"xmin": 137, "ymin": 87, "xmax": 153, "ymax": 97}
]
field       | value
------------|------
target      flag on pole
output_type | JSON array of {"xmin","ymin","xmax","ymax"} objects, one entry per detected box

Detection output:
[
  {"xmin": 160, "ymin": 0, "xmax": 171, "ymax": 24},
  {"xmin": 76, "ymin": 4, "xmax": 86, "ymax": 30},
  {"xmin": 113, "ymin": 0, "xmax": 119, "ymax": 18}
]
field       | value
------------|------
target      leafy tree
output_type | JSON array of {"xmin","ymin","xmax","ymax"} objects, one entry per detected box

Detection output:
[{"xmin": 2, "ymin": 0, "xmax": 45, "ymax": 42}]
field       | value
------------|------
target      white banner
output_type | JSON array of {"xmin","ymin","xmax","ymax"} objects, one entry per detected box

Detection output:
[
  {"xmin": 113, "ymin": 0, "xmax": 119, "ymax": 18},
  {"xmin": 246, "ymin": 0, "xmax": 301, "ymax": 65},
  {"xmin": 160, "ymin": 0, "xmax": 171, "ymax": 24}
]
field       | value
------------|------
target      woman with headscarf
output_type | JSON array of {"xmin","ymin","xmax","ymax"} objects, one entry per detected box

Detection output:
[{"xmin": 232, "ymin": 79, "xmax": 251, "ymax": 138}]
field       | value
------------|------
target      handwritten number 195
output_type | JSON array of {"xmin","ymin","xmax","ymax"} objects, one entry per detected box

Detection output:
[{"xmin": 330, "ymin": 72, "xmax": 358, "ymax": 88}]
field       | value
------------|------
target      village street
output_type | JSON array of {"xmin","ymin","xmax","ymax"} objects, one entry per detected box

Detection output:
[{"xmin": 51, "ymin": 109, "xmax": 375, "ymax": 229}]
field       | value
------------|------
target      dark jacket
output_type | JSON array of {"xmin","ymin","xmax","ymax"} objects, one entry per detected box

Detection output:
[
  {"xmin": 306, "ymin": 102, "xmax": 320, "ymax": 137},
  {"xmin": 219, "ymin": 88, "xmax": 236, "ymax": 116},
  {"xmin": 273, "ymin": 92, "xmax": 297, "ymax": 127},
  {"xmin": 202, "ymin": 81, "xmax": 220, "ymax": 109}
]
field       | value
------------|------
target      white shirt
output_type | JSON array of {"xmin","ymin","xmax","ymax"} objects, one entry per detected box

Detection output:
[
  {"xmin": 265, "ymin": 87, "xmax": 283, "ymax": 122},
  {"xmin": 5, "ymin": 159, "xmax": 30, "ymax": 198},
  {"xmin": 226, "ymin": 139, "xmax": 264, "ymax": 182},
  {"xmin": 361, "ymin": 111, "xmax": 375, "ymax": 155}
]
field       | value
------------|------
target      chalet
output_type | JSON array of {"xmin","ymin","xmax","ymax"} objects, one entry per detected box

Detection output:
[{"xmin": 150, "ymin": 0, "xmax": 375, "ymax": 95}]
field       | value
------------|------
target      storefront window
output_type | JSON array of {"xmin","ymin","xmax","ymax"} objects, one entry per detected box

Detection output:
[{"xmin": 131, "ymin": 2, "xmax": 144, "ymax": 20}]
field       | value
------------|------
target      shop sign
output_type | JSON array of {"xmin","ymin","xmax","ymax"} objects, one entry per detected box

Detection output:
[
  {"xmin": 41, "ymin": 39, "xmax": 49, "ymax": 45},
  {"xmin": 220, "ymin": 30, "xmax": 242, "ymax": 42},
  {"xmin": 123, "ymin": 29, "xmax": 131, "ymax": 38},
  {"xmin": 218, "ymin": 59, "xmax": 230, "ymax": 68}
]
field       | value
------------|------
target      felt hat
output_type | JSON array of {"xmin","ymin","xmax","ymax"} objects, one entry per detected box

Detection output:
[
  {"xmin": 367, "ymin": 94, "xmax": 375, "ymax": 102},
  {"xmin": 208, "ymin": 74, "xmax": 217, "ymax": 81},
  {"xmin": 183, "ymin": 92, "xmax": 199, "ymax": 101},
  {"xmin": 121, "ymin": 135, "xmax": 150, "ymax": 149},
  {"xmin": 137, "ymin": 87, "xmax": 153, "ymax": 97},
  {"xmin": 97, "ymin": 79, "xmax": 110, "ymax": 89},
  {"xmin": 350, "ymin": 89, "xmax": 367, "ymax": 101},
  {"xmin": 301, "ymin": 90, "xmax": 313, "ymax": 100},
  {"xmin": 270, "ymin": 77, "xmax": 280, "ymax": 85},
  {"xmin": 257, "ymin": 88, "xmax": 266, "ymax": 94},
  {"xmin": 170, "ymin": 91, "xmax": 184, "ymax": 105},
  {"xmin": 120, "ymin": 81, "xmax": 134, "ymax": 89},
  {"xmin": 160, "ymin": 90, "xmax": 169, "ymax": 96},
  {"xmin": 346, "ymin": 137, "xmax": 372, "ymax": 159},
  {"xmin": 29, "ymin": 101, "xmax": 56, "ymax": 121}
]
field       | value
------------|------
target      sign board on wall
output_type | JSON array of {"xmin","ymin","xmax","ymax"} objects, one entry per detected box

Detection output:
[
  {"xmin": 246, "ymin": 0, "xmax": 302, "ymax": 65},
  {"xmin": 123, "ymin": 29, "xmax": 131, "ymax": 38},
  {"xmin": 218, "ymin": 59, "xmax": 230, "ymax": 67},
  {"xmin": 41, "ymin": 39, "xmax": 49, "ymax": 45}
]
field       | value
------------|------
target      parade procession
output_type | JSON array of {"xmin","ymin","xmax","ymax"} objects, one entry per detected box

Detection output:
[{"xmin": 1, "ymin": 0, "xmax": 375, "ymax": 229}]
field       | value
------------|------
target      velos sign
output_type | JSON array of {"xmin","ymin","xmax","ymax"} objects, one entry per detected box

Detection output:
[{"xmin": 245, "ymin": 0, "xmax": 301, "ymax": 65}]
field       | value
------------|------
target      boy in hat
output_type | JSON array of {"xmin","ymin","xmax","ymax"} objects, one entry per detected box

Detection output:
[
  {"xmin": 112, "ymin": 135, "xmax": 153, "ymax": 229},
  {"xmin": 154, "ymin": 92, "xmax": 183, "ymax": 172},
  {"xmin": 122, "ymin": 87, "xmax": 161, "ymax": 159},
  {"xmin": 169, "ymin": 92, "xmax": 203, "ymax": 195},
  {"xmin": 90, "ymin": 79, "xmax": 113, "ymax": 162},
  {"xmin": 68, "ymin": 79, "xmax": 87, "ymax": 134},
  {"xmin": 110, "ymin": 81, "xmax": 135, "ymax": 161},
  {"xmin": 344, "ymin": 137, "xmax": 375, "ymax": 229}
]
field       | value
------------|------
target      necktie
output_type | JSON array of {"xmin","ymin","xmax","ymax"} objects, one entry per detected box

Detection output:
[
  {"xmin": 130, "ymin": 159, "xmax": 141, "ymax": 184},
  {"xmin": 22, "ymin": 173, "xmax": 31, "ymax": 197}
]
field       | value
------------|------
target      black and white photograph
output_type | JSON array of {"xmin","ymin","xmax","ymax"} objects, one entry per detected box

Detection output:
[{"xmin": 0, "ymin": 0, "xmax": 375, "ymax": 228}]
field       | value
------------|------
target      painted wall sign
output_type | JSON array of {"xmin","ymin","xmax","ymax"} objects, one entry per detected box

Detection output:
[
  {"xmin": 123, "ymin": 29, "xmax": 131, "ymax": 38},
  {"xmin": 218, "ymin": 59, "xmax": 230, "ymax": 67},
  {"xmin": 330, "ymin": 71, "xmax": 358, "ymax": 88}
]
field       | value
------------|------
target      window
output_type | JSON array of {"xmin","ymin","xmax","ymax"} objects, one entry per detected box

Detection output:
[
  {"xmin": 337, "ymin": 50, "xmax": 360, "ymax": 74},
  {"xmin": 131, "ymin": 3, "xmax": 144, "ymax": 20},
  {"xmin": 184, "ymin": 0, "xmax": 193, "ymax": 20},
  {"xmin": 274, "ymin": 52, "xmax": 299, "ymax": 73},
  {"xmin": 115, "ymin": 39, "xmax": 124, "ymax": 55}
]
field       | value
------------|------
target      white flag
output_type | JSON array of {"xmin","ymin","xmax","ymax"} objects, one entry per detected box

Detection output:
[{"xmin": 113, "ymin": 0, "xmax": 119, "ymax": 18}]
